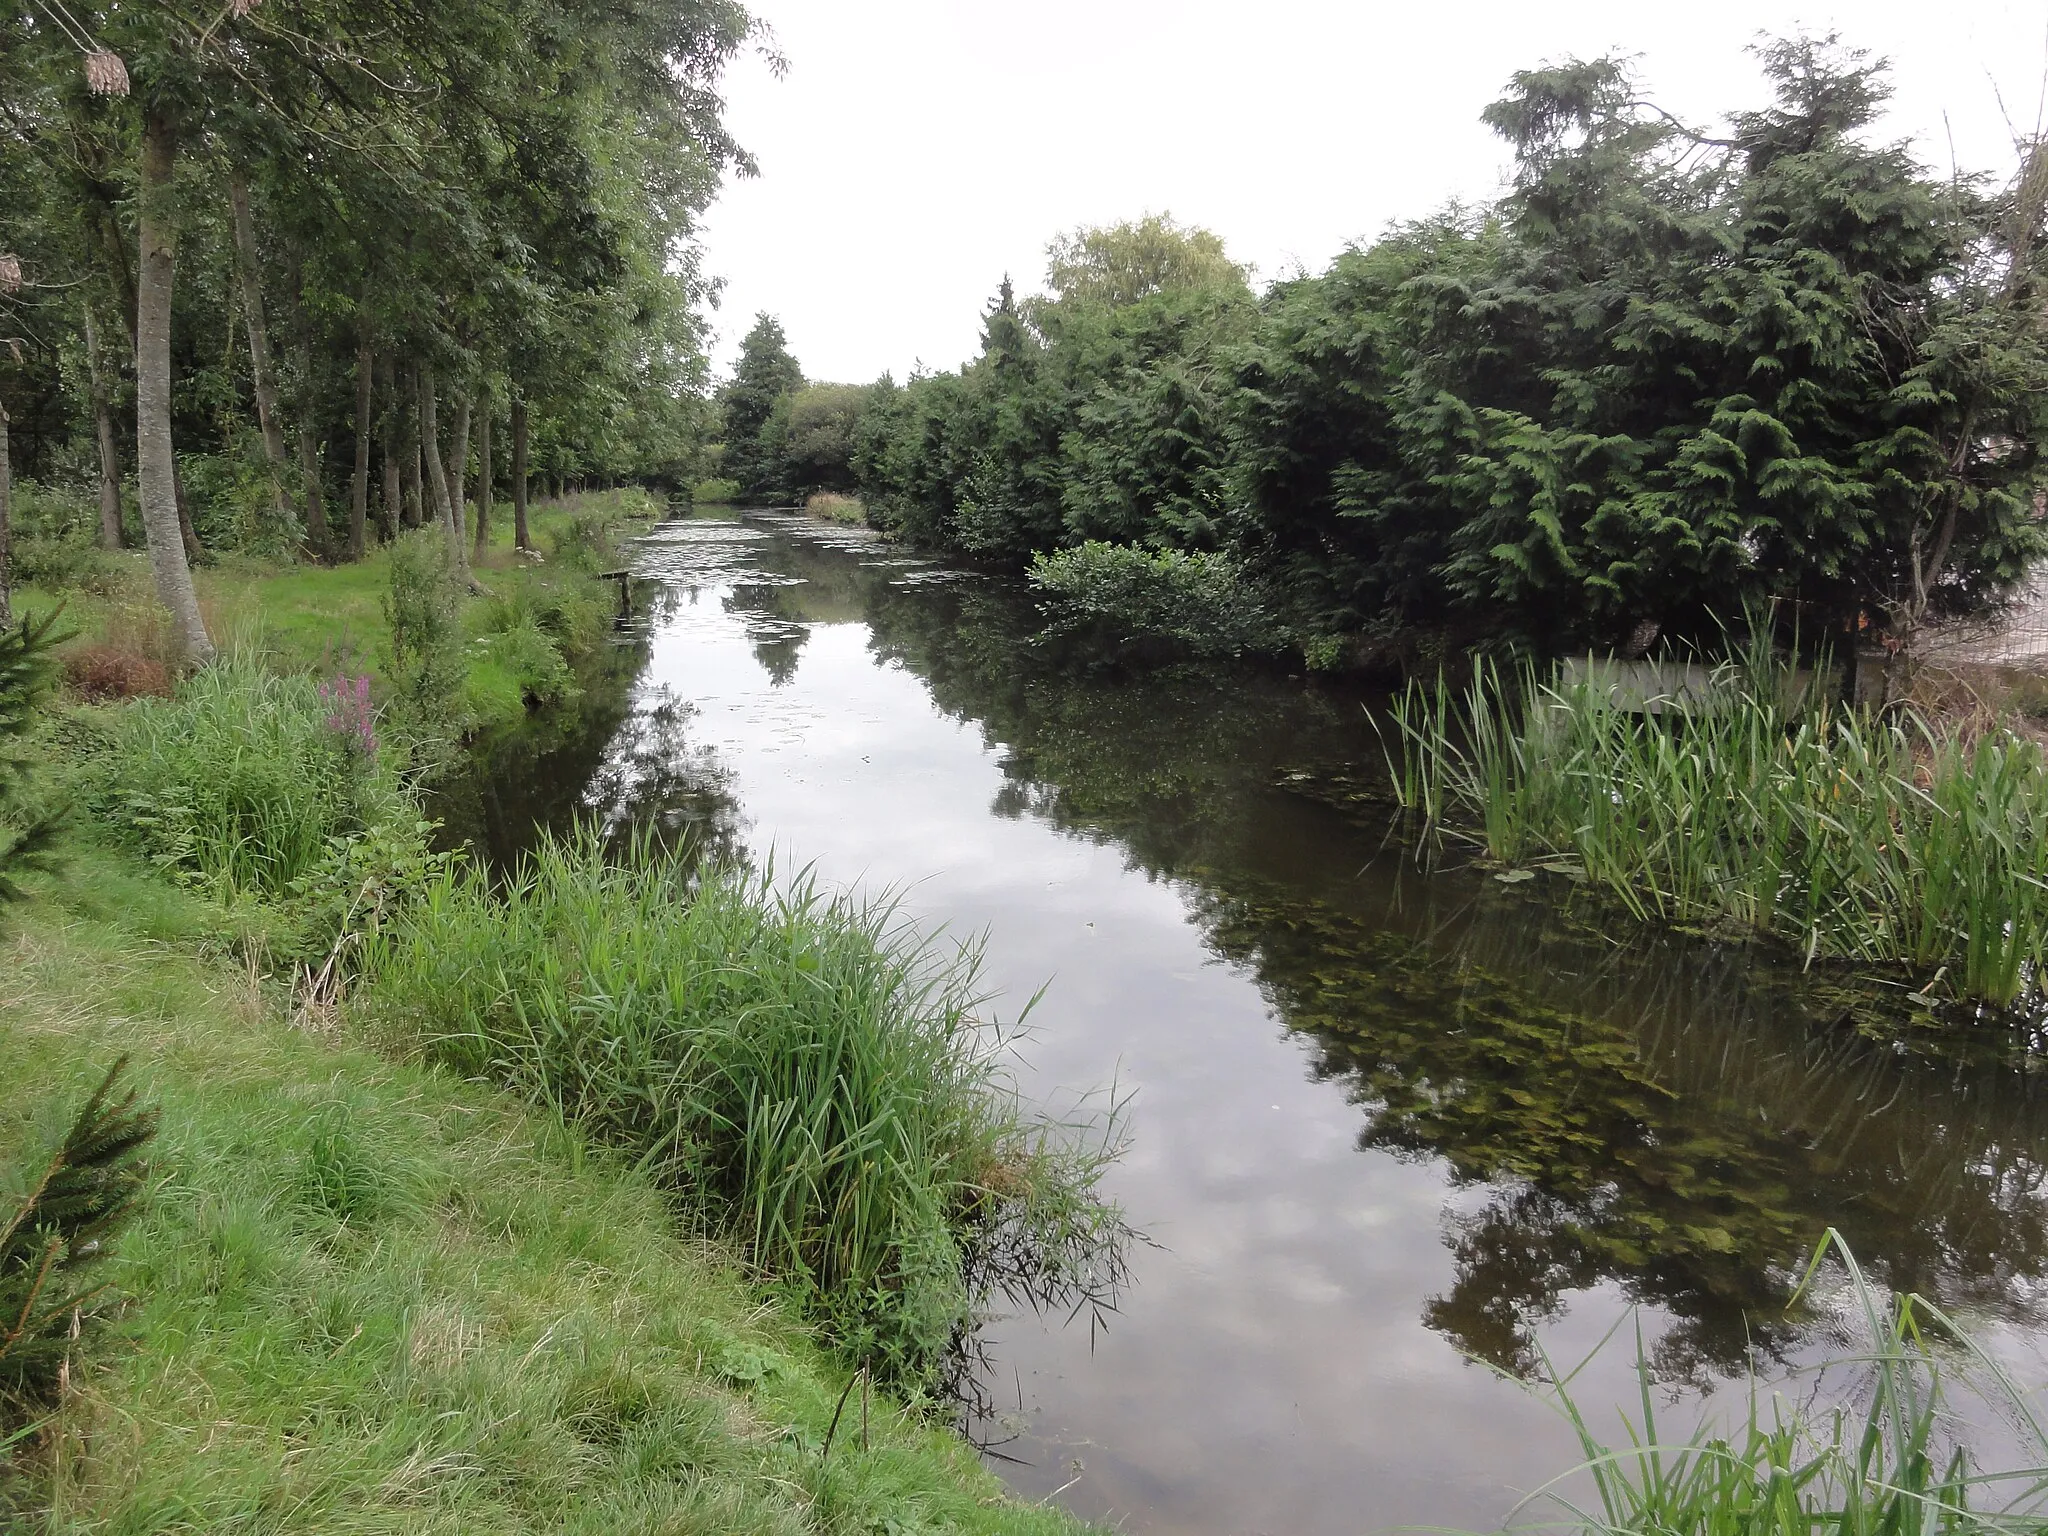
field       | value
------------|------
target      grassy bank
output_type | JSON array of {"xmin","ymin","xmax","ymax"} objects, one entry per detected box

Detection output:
[
  {"xmin": 1, "ymin": 860, "xmax": 1086, "ymax": 1534},
  {"xmin": 1389, "ymin": 644, "xmax": 2048, "ymax": 1012},
  {"xmin": 0, "ymin": 567, "xmax": 1111, "ymax": 1530},
  {"xmin": 12, "ymin": 490, "xmax": 657, "ymax": 733}
]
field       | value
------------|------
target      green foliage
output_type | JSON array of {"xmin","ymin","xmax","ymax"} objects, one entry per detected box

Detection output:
[
  {"xmin": 852, "ymin": 47, "xmax": 2048, "ymax": 661},
  {"xmin": 364, "ymin": 830, "xmax": 1125, "ymax": 1390},
  {"xmin": 691, "ymin": 476, "xmax": 742, "ymax": 504},
  {"xmin": 719, "ymin": 314, "xmax": 807, "ymax": 496},
  {"xmin": 0, "ymin": 1058, "xmax": 157, "ymax": 1410},
  {"xmin": 1043, "ymin": 213, "xmax": 1250, "ymax": 308},
  {"xmin": 4, "ymin": 483, "xmax": 116, "ymax": 596},
  {"xmin": 1523, "ymin": 1232, "xmax": 2048, "ymax": 1535},
  {"xmin": 380, "ymin": 529, "xmax": 467, "ymax": 737},
  {"xmin": 776, "ymin": 383, "xmax": 873, "ymax": 494},
  {"xmin": 470, "ymin": 621, "xmax": 577, "ymax": 710},
  {"xmin": 1028, "ymin": 540, "xmax": 1281, "ymax": 667},
  {"xmin": 86, "ymin": 653, "xmax": 417, "ymax": 907},
  {"xmin": 1, "ymin": 887, "xmax": 1090, "ymax": 1534},
  {"xmin": 0, "ymin": 610, "xmax": 65, "ymax": 915},
  {"xmin": 1388, "ymin": 634, "xmax": 2048, "ymax": 1008}
]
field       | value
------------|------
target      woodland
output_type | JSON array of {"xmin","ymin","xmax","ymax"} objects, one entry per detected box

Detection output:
[
  {"xmin": 727, "ymin": 41, "xmax": 2048, "ymax": 669},
  {"xmin": 0, "ymin": 0, "xmax": 752, "ymax": 659}
]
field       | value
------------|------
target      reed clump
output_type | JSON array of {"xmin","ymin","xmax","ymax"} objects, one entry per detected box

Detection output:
[
  {"xmin": 1388, "ymin": 642, "xmax": 2048, "ymax": 1010},
  {"xmin": 361, "ymin": 831, "xmax": 1123, "ymax": 1389},
  {"xmin": 1518, "ymin": 1232, "xmax": 2048, "ymax": 1535}
]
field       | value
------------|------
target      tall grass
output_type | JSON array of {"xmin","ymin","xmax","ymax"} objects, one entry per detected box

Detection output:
[
  {"xmin": 88, "ymin": 651, "xmax": 415, "ymax": 900},
  {"xmin": 1517, "ymin": 1232, "xmax": 2048, "ymax": 1535},
  {"xmin": 1387, "ymin": 644, "xmax": 2048, "ymax": 1009},
  {"xmin": 362, "ymin": 830, "xmax": 1124, "ymax": 1388}
]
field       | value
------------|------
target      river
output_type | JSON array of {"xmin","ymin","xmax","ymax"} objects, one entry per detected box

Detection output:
[{"xmin": 437, "ymin": 506, "xmax": 2048, "ymax": 1535}]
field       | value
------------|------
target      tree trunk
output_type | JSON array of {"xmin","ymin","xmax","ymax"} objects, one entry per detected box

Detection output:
[
  {"xmin": 84, "ymin": 305, "xmax": 124, "ymax": 550},
  {"xmin": 286, "ymin": 250, "xmax": 330, "ymax": 562},
  {"xmin": 348, "ymin": 341, "xmax": 372, "ymax": 561},
  {"xmin": 511, "ymin": 395, "xmax": 530, "ymax": 552},
  {"xmin": 402, "ymin": 361, "xmax": 424, "ymax": 529},
  {"xmin": 418, "ymin": 364, "xmax": 471, "ymax": 577},
  {"xmin": 472, "ymin": 399, "xmax": 492, "ymax": 562},
  {"xmin": 377, "ymin": 353, "xmax": 401, "ymax": 542},
  {"xmin": 226, "ymin": 169, "xmax": 298, "ymax": 538},
  {"xmin": 0, "ymin": 396, "xmax": 12, "ymax": 628},
  {"xmin": 445, "ymin": 393, "xmax": 471, "ymax": 544},
  {"xmin": 137, "ymin": 110, "xmax": 214, "ymax": 665}
]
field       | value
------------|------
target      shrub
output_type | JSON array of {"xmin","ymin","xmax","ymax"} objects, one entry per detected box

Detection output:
[
  {"xmin": 0, "ymin": 1060, "xmax": 157, "ymax": 1414},
  {"xmin": 8, "ymin": 482, "xmax": 116, "ymax": 597},
  {"xmin": 0, "ymin": 613, "xmax": 65, "ymax": 916},
  {"xmin": 379, "ymin": 530, "xmax": 466, "ymax": 740},
  {"xmin": 364, "ymin": 831, "xmax": 1125, "ymax": 1388},
  {"xmin": 469, "ymin": 621, "xmax": 576, "ymax": 710},
  {"xmin": 691, "ymin": 477, "xmax": 741, "ymax": 505},
  {"xmin": 1028, "ymin": 539, "xmax": 1283, "ymax": 668}
]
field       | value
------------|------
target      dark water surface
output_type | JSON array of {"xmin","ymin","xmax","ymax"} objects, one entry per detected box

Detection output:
[{"xmin": 445, "ymin": 509, "xmax": 2048, "ymax": 1535}]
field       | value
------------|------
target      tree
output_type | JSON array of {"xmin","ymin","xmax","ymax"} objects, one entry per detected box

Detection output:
[
  {"xmin": 718, "ymin": 313, "xmax": 803, "ymax": 494},
  {"xmin": 1043, "ymin": 213, "xmax": 1250, "ymax": 309}
]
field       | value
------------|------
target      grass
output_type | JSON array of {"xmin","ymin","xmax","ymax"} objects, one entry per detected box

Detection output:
[
  {"xmin": 804, "ymin": 494, "xmax": 866, "ymax": 527},
  {"xmin": 1387, "ymin": 640, "xmax": 2048, "ymax": 1010},
  {"xmin": 12, "ymin": 491, "xmax": 659, "ymax": 732},
  {"xmin": 0, "ymin": 853, "xmax": 1091, "ymax": 1535},
  {"xmin": 362, "ymin": 831, "xmax": 1124, "ymax": 1391},
  {"xmin": 1514, "ymin": 1232, "xmax": 2048, "ymax": 1535}
]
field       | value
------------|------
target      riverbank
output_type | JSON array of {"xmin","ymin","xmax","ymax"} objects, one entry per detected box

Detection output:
[
  {"xmin": 0, "ymin": 518, "xmax": 1100, "ymax": 1532},
  {"xmin": 0, "ymin": 856, "xmax": 1086, "ymax": 1534}
]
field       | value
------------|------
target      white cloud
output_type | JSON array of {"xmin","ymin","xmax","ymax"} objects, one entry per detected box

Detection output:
[{"xmin": 698, "ymin": 0, "xmax": 2047, "ymax": 384}]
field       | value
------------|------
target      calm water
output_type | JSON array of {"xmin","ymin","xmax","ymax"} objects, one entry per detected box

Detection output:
[{"xmin": 447, "ymin": 509, "xmax": 2048, "ymax": 1534}]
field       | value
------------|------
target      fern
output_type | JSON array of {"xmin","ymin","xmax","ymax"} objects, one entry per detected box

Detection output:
[{"xmin": 0, "ymin": 1058, "xmax": 159, "ymax": 1404}]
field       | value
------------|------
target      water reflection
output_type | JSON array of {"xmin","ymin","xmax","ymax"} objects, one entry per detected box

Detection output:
[{"xmin": 443, "ymin": 509, "xmax": 2048, "ymax": 1532}]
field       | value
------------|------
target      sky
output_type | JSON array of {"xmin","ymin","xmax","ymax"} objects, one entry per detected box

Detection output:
[{"xmin": 695, "ymin": 0, "xmax": 2048, "ymax": 386}]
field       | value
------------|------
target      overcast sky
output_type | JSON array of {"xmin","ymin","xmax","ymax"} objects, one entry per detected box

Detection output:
[{"xmin": 695, "ymin": 1, "xmax": 2047, "ymax": 385}]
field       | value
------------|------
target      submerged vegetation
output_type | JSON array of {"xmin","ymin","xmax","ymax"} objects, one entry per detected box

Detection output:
[{"xmin": 1388, "ymin": 638, "xmax": 2048, "ymax": 1009}]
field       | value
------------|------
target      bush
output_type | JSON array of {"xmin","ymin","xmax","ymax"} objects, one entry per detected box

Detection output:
[
  {"xmin": 1028, "ymin": 540, "xmax": 1283, "ymax": 668},
  {"xmin": 469, "ymin": 621, "xmax": 577, "ymax": 710},
  {"xmin": 7, "ymin": 482, "xmax": 116, "ymax": 596},
  {"xmin": 364, "ymin": 832, "xmax": 1124, "ymax": 1388},
  {"xmin": 379, "ymin": 530, "xmax": 466, "ymax": 741},
  {"xmin": 691, "ymin": 477, "xmax": 741, "ymax": 505}
]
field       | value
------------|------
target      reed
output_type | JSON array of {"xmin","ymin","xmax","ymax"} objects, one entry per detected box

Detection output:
[
  {"xmin": 1387, "ymin": 643, "xmax": 2048, "ymax": 1009},
  {"xmin": 362, "ymin": 830, "xmax": 1123, "ymax": 1387},
  {"xmin": 1517, "ymin": 1232, "xmax": 2048, "ymax": 1535}
]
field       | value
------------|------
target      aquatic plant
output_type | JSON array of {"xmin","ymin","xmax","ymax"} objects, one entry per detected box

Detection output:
[
  {"xmin": 1387, "ymin": 642, "xmax": 2048, "ymax": 1010},
  {"xmin": 1516, "ymin": 1231, "xmax": 2048, "ymax": 1535},
  {"xmin": 362, "ymin": 829, "xmax": 1126, "ymax": 1389}
]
